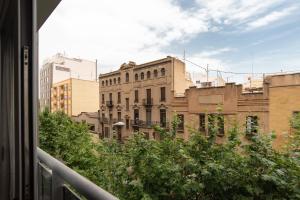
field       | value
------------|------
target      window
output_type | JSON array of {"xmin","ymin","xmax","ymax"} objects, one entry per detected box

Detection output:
[
  {"xmin": 106, "ymin": 80, "xmax": 108, "ymax": 86},
  {"xmin": 160, "ymin": 109, "xmax": 166, "ymax": 127},
  {"xmin": 126, "ymin": 119, "xmax": 129, "ymax": 129},
  {"xmin": 147, "ymin": 71, "xmax": 151, "ymax": 79},
  {"xmin": 160, "ymin": 87, "xmax": 166, "ymax": 101},
  {"xmin": 199, "ymin": 114, "xmax": 206, "ymax": 133},
  {"xmin": 113, "ymin": 78, "xmax": 116, "ymax": 84},
  {"xmin": 118, "ymin": 77, "xmax": 121, "ymax": 84},
  {"xmin": 125, "ymin": 72, "xmax": 129, "ymax": 82},
  {"xmin": 146, "ymin": 109, "xmax": 152, "ymax": 127},
  {"xmin": 102, "ymin": 81, "xmax": 104, "ymax": 86},
  {"xmin": 208, "ymin": 114, "xmax": 224, "ymax": 136},
  {"xmin": 246, "ymin": 116, "xmax": 258, "ymax": 135},
  {"xmin": 117, "ymin": 92, "xmax": 121, "ymax": 104},
  {"xmin": 109, "ymin": 93, "xmax": 112, "ymax": 101},
  {"xmin": 161, "ymin": 68, "xmax": 165, "ymax": 76},
  {"xmin": 134, "ymin": 90, "xmax": 139, "ymax": 103},
  {"xmin": 154, "ymin": 69, "xmax": 158, "ymax": 77},
  {"xmin": 109, "ymin": 79, "xmax": 112, "ymax": 85},
  {"xmin": 177, "ymin": 114, "xmax": 184, "ymax": 131},
  {"xmin": 134, "ymin": 109, "xmax": 139, "ymax": 122},
  {"xmin": 109, "ymin": 113, "xmax": 112, "ymax": 121},
  {"xmin": 141, "ymin": 72, "xmax": 144, "ymax": 80},
  {"xmin": 104, "ymin": 127, "xmax": 110, "ymax": 138},
  {"xmin": 135, "ymin": 73, "xmax": 138, "ymax": 81},
  {"xmin": 117, "ymin": 112, "xmax": 121, "ymax": 121},
  {"xmin": 102, "ymin": 94, "xmax": 105, "ymax": 104},
  {"xmin": 126, "ymin": 98, "xmax": 129, "ymax": 111}
]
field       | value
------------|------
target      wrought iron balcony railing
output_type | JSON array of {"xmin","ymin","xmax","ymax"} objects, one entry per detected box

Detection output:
[
  {"xmin": 99, "ymin": 117, "xmax": 109, "ymax": 123},
  {"xmin": 142, "ymin": 98, "xmax": 153, "ymax": 107},
  {"xmin": 131, "ymin": 120, "xmax": 169, "ymax": 128},
  {"xmin": 106, "ymin": 100, "xmax": 114, "ymax": 108},
  {"xmin": 37, "ymin": 147, "xmax": 118, "ymax": 200}
]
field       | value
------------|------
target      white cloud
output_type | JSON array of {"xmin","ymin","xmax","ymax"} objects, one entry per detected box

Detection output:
[
  {"xmin": 39, "ymin": 0, "xmax": 298, "ymax": 73},
  {"xmin": 247, "ymin": 6, "xmax": 297, "ymax": 29},
  {"xmin": 39, "ymin": 0, "xmax": 211, "ymax": 71}
]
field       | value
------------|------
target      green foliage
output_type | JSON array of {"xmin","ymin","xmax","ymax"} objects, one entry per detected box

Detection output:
[{"xmin": 39, "ymin": 110, "xmax": 300, "ymax": 200}]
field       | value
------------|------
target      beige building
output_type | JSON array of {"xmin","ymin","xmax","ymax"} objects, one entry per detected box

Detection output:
[
  {"xmin": 72, "ymin": 112, "xmax": 100, "ymax": 135},
  {"xmin": 40, "ymin": 53, "xmax": 97, "ymax": 110},
  {"xmin": 51, "ymin": 78, "xmax": 98, "ymax": 116},
  {"xmin": 98, "ymin": 56, "xmax": 193, "ymax": 140},
  {"xmin": 99, "ymin": 55, "xmax": 300, "ymax": 148},
  {"xmin": 178, "ymin": 73, "xmax": 300, "ymax": 148}
]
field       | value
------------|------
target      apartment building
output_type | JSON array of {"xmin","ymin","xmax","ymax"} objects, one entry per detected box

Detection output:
[
  {"xmin": 51, "ymin": 78, "xmax": 98, "ymax": 116},
  {"xmin": 40, "ymin": 53, "xmax": 97, "ymax": 110},
  {"xmin": 98, "ymin": 56, "xmax": 193, "ymax": 140},
  {"xmin": 72, "ymin": 112, "xmax": 100, "ymax": 135},
  {"xmin": 179, "ymin": 73, "xmax": 300, "ymax": 148}
]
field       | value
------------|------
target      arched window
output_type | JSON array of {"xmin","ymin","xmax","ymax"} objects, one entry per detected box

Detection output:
[
  {"xmin": 105, "ymin": 80, "xmax": 108, "ymax": 86},
  {"xmin": 141, "ymin": 72, "xmax": 144, "ymax": 80},
  {"xmin": 147, "ymin": 71, "xmax": 151, "ymax": 79},
  {"xmin": 102, "ymin": 81, "xmax": 104, "ymax": 86},
  {"xmin": 109, "ymin": 79, "xmax": 112, "ymax": 85},
  {"xmin": 135, "ymin": 73, "xmax": 138, "ymax": 81},
  {"xmin": 118, "ymin": 77, "xmax": 121, "ymax": 84},
  {"xmin": 125, "ymin": 72, "xmax": 129, "ymax": 82},
  {"xmin": 154, "ymin": 69, "xmax": 158, "ymax": 77},
  {"xmin": 161, "ymin": 68, "xmax": 165, "ymax": 76},
  {"xmin": 113, "ymin": 78, "xmax": 116, "ymax": 84}
]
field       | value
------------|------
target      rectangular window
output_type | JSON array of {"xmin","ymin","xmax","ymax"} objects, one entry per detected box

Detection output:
[
  {"xmin": 126, "ymin": 119, "xmax": 129, "ymax": 129},
  {"xmin": 126, "ymin": 98, "xmax": 129, "ymax": 111},
  {"xmin": 118, "ymin": 112, "xmax": 121, "ymax": 121},
  {"xmin": 102, "ymin": 94, "xmax": 105, "ymax": 104},
  {"xmin": 199, "ymin": 113, "xmax": 206, "ymax": 133},
  {"xmin": 117, "ymin": 92, "xmax": 121, "ymax": 104},
  {"xmin": 109, "ymin": 93, "xmax": 112, "ymax": 101},
  {"xmin": 146, "ymin": 109, "xmax": 152, "ymax": 127},
  {"xmin": 160, "ymin": 87, "xmax": 166, "ymax": 102},
  {"xmin": 104, "ymin": 127, "xmax": 109, "ymax": 138},
  {"xmin": 134, "ymin": 109, "xmax": 139, "ymax": 123},
  {"xmin": 208, "ymin": 114, "xmax": 224, "ymax": 136},
  {"xmin": 146, "ymin": 88, "xmax": 151, "ymax": 101},
  {"xmin": 160, "ymin": 109, "xmax": 166, "ymax": 127},
  {"xmin": 177, "ymin": 114, "xmax": 184, "ymax": 131},
  {"xmin": 109, "ymin": 113, "xmax": 112, "ymax": 122},
  {"xmin": 134, "ymin": 90, "xmax": 139, "ymax": 103},
  {"xmin": 246, "ymin": 116, "xmax": 258, "ymax": 135}
]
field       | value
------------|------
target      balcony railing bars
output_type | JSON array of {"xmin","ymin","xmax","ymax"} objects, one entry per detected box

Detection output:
[{"xmin": 37, "ymin": 147, "xmax": 118, "ymax": 200}]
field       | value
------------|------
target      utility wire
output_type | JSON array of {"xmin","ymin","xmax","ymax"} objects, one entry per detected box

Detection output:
[{"xmin": 185, "ymin": 58, "xmax": 300, "ymax": 76}]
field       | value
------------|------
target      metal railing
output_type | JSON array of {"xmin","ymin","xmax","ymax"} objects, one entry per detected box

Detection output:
[
  {"xmin": 131, "ymin": 120, "xmax": 168, "ymax": 128},
  {"xmin": 37, "ymin": 148, "xmax": 118, "ymax": 200},
  {"xmin": 106, "ymin": 100, "xmax": 114, "ymax": 107},
  {"xmin": 142, "ymin": 98, "xmax": 153, "ymax": 107}
]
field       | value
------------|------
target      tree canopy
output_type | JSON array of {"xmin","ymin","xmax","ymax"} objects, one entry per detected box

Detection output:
[{"xmin": 39, "ymin": 109, "xmax": 300, "ymax": 200}]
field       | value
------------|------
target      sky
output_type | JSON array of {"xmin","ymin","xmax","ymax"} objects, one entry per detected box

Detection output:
[{"xmin": 39, "ymin": 0, "xmax": 300, "ymax": 83}]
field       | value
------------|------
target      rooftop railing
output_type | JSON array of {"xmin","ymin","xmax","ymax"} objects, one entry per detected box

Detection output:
[{"xmin": 37, "ymin": 147, "xmax": 118, "ymax": 200}]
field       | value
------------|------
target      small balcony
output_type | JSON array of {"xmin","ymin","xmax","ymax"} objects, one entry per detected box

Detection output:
[
  {"xmin": 37, "ymin": 148, "xmax": 117, "ymax": 200},
  {"xmin": 142, "ymin": 98, "xmax": 153, "ymax": 107},
  {"xmin": 100, "ymin": 117, "xmax": 109, "ymax": 124},
  {"xmin": 106, "ymin": 100, "xmax": 114, "ymax": 108}
]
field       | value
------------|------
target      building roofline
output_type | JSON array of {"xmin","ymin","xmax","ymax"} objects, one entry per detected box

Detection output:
[{"xmin": 52, "ymin": 78, "xmax": 97, "ymax": 86}]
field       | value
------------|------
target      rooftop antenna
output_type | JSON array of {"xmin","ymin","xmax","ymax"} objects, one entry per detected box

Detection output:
[
  {"xmin": 96, "ymin": 59, "xmax": 98, "ymax": 82},
  {"xmin": 206, "ymin": 64, "xmax": 209, "ymax": 82}
]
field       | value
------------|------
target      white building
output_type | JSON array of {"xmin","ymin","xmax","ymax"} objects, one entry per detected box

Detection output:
[{"xmin": 39, "ymin": 53, "xmax": 97, "ymax": 110}]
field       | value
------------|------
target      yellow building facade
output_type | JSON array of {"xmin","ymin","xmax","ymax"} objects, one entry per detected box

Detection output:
[{"xmin": 51, "ymin": 78, "xmax": 98, "ymax": 116}]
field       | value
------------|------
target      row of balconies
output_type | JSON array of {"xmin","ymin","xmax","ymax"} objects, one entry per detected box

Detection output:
[
  {"xmin": 99, "ymin": 117, "xmax": 169, "ymax": 129},
  {"xmin": 104, "ymin": 98, "xmax": 154, "ymax": 108}
]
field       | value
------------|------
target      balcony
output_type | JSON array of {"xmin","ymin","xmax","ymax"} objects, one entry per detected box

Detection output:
[
  {"xmin": 142, "ymin": 98, "xmax": 153, "ymax": 107},
  {"xmin": 131, "ymin": 120, "xmax": 169, "ymax": 129},
  {"xmin": 100, "ymin": 117, "xmax": 109, "ymax": 124},
  {"xmin": 37, "ymin": 148, "xmax": 117, "ymax": 200},
  {"xmin": 106, "ymin": 100, "xmax": 114, "ymax": 108}
]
